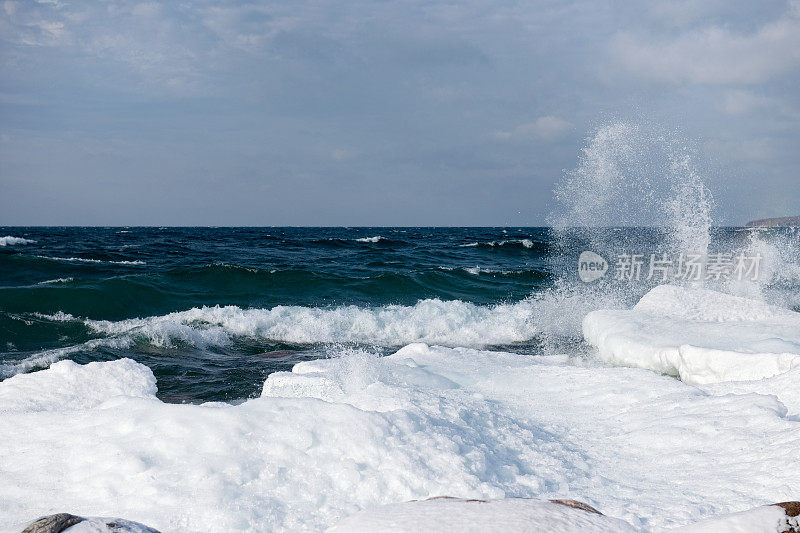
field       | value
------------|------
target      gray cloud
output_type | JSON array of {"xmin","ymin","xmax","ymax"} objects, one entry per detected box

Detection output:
[
  {"xmin": 608, "ymin": 2, "xmax": 800, "ymax": 85},
  {"xmin": 495, "ymin": 117, "xmax": 573, "ymax": 142},
  {"xmin": 0, "ymin": 0, "xmax": 798, "ymax": 225}
]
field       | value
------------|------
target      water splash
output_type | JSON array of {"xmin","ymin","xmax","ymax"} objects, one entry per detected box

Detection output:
[
  {"xmin": 545, "ymin": 120, "xmax": 798, "ymax": 322},
  {"xmin": 549, "ymin": 121, "xmax": 713, "ymax": 253}
]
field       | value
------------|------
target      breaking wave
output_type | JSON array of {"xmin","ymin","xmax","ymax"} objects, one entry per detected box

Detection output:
[{"xmin": 0, "ymin": 236, "xmax": 35, "ymax": 246}]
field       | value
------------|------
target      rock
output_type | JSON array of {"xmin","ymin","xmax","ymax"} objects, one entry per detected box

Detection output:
[
  {"xmin": 425, "ymin": 496, "xmax": 488, "ymax": 503},
  {"xmin": 21, "ymin": 514, "xmax": 83, "ymax": 533},
  {"xmin": 326, "ymin": 497, "xmax": 637, "ymax": 532},
  {"xmin": 18, "ymin": 514, "xmax": 161, "ymax": 533},
  {"xmin": 549, "ymin": 499, "xmax": 602, "ymax": 515},
  {"xmin": 777, "ymin": 501, "xmax": 800, "ymax": 518}
]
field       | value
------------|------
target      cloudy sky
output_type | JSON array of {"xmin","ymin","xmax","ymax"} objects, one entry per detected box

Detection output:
[{"xmin": 1, "ymin": 0, "xmax": 798, "ymax": 225}]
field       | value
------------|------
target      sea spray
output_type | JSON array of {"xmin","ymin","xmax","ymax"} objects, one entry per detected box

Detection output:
[
  {"xmin": 664, "ymin": 150, "xmax": 714, "ymax": 257},
  {"xmin": 723, "ymin": 228, "xmax": 800, "ymax": 308},
  {"xmin": 528, "ymin": 122, "xmax": 722, "ymax": 352},
  {"xmin": 549, "ymin": 121, "xmax": 714, "ymax": 258}
]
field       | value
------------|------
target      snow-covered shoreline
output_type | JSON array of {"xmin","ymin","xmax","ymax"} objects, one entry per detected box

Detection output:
[
  {"xmin": 3, "ymin": 348, "xmax": 799, "ymax": 529},
  {"xmin": 2, "ymin": 286, "xmax": 799, "ymax": 531}
]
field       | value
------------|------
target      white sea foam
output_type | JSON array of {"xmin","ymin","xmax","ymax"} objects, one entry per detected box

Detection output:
[
  {"xmin": 1, "ymin": 345, "xmax": 798, "ymax": 531},
  {"xmin": 73, "ymin": 299, "xmax": 542, "ymax": 348},
  {"xmin": 455, "ymin": 266, "xmax": 516, "ymax": 275},
  {"xmin": 22, "ymin": 286, "xmax": 621, "ymax": 361},
  {"xmin": 36, "ymin": 277, "xmax": 74, "ymax": 285},
  {"xmin": 722, "ymin": 228, "xmax": 800, "ymax": 306},
  {"xmin": 459, "ymin": 239, "xmax": 535, "ymax": 248},
  {"xmin": 438, "ymin": 265, "xmax": 516, "ymax": 275},
  {"xmin": 33, "ymin": 311, "xmax": 77, "ymax": 321},
  {"xmin": 34, "ymin": 256, "xmax": 145, "ymax": 265},
  {"xmin": 0, "ymin": 236, "xmax": 35, "ymax": 246},
  {"xmin": 355, "ymin": 236, "xmax": 384, "ymax": 243},
  {"xmin": 0, "ymin": 337, "xmax": 134, "ymax": 379}
]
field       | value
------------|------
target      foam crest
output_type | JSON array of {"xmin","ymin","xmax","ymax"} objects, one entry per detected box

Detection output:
[
  {"xmin": 14, "ymin": 287, "xmax": 618, "ymax": 374},
  {"xmin": 460, "ymin": 239, "xmax": 536, "ymax": 249},
  {"xmin": 0, "ymin": 236, "xmax": 35, "ymax": 246},
  {"xmin": 0, "ymin": 337, "xmax": 134, "ymax": 379},
  {"xmin": 34, "ymin": 255, "xmax": 145, "ymax": 265},
  {"xmin": 79, "ymin": 299, "xmax": 542, "ymax": 348}
]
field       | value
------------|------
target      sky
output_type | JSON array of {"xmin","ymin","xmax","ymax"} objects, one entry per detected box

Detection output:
[{"xmin": 1, "ymin": 0, "xmax": 799, "ymax": 226}]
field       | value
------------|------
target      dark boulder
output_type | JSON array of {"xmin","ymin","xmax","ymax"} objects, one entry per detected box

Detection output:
[
  {"xmin": 21, "ymin": 514, "xmax": 83, "ymax": 533},
  {"xmin": 19, "ymin": 514, "xmax": 161, "ymax": 533}
]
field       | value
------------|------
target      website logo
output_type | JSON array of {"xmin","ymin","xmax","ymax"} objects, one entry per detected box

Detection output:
[{"xmin": 578, "ymin": 251, "xmax": 608, "ymax": 282}]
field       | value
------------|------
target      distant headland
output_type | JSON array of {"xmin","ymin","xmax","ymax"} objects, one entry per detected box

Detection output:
[{"xmin": 745, "ymin": 215, "xmax": 800, "ymax": 227}]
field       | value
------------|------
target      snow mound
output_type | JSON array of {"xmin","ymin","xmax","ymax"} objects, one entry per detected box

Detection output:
[
  {"xmin": 701, "ymin": 367, "xmax": 800, "ymax": 416},
  {"xmin": 2, "ymin": 345, "xmax": 799, "ymax": 530},
  {"xmin": 666, "ymin": 503, "xmax": 800, "ymax": 533},
  {"xmin": 326, "ymin": 498, "xmax": 637, "ymax": 532},
  {"xmin": 0, "ymin": 358, "xmax": 157, "ymax": 413},
  {"xmin": 583, "ymin": 285, "xmax": 800, "ymax": 384}
]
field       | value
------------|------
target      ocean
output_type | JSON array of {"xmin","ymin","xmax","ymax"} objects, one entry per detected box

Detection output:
[
  {"xmin": 2, "ymin": 226, "xmax": 797, "ymax": 404},
  {"xmin": 0, "ymin": 227, "xmax": 558, "ymax": 402}
]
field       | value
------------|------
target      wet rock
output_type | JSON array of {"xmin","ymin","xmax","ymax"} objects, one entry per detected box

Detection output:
[
  {"xmin": 19, "ymin": 514, "xmax": 161, "ymax": 533},
  {"xmin": 21, "ymin": 514, "xmax": 83, "ymax": 533}
]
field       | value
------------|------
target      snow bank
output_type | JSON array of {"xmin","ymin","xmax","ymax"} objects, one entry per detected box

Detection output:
[
  {"xmin": 2, "ymin": 344, "xmax": 799, "ymax": 531},
  {"xmin": 583, "ymin": 285, "xmax": 800, "ymax": 384},
  {"xmin": 326, "ymin": 498, "xmax": 637, "ymax": 532},
  {"xmin": 666, "ymin": 504, "xmax": 800, "ymax": 533},
  {"xmin": 701, "ymin": 367, "xmax": 800, "ymax": 416},
  {"xmin": 0, "ymin": 358, "xmax": 156, "ymax": 412}
]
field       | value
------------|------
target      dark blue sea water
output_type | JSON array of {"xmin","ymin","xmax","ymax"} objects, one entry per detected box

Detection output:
[
  {"xmin": 1, "ymin": 227, "xmax": 555, "ymax": 401},
  {"xmin": 2, "ymin": 226, "xmax": 796, "ymax": 403}
]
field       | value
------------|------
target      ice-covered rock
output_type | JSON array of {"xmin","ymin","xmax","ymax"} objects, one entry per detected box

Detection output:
[
  {"xmin": 326, "ymin": 497, "xmax": 638, "ymax": 532},
  {"xmin": 665, "ymin": 501, "xmax": 800, "ymax": 532},
  {"xmin": 12, "ymin": 513, "xmax": 159, "ymax": 533},
  {"xmin": 583, "ymin": 285, "xmax": 800, "ymax": 384},
  {"xmin": 19, "ymin": 513, "xmax": 82, "ymax": 533}
]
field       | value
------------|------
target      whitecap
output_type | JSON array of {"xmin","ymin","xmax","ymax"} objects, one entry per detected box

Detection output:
[{"xmin": 0, "ymin": 236, "xmax": 35, "ymax": 246}]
